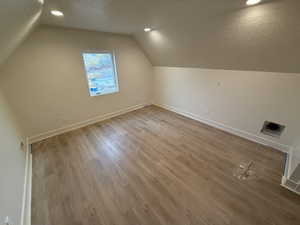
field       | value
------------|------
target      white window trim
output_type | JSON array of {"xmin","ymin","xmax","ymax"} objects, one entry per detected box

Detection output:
[{"xmin": 81, "ymin": 50, "xmax": 119, "ymax": 97}]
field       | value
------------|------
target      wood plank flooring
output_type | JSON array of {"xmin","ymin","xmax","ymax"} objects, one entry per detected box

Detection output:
[{"xmin": 32, "ymin": 105, "xmax": 300, "ymax": 225}]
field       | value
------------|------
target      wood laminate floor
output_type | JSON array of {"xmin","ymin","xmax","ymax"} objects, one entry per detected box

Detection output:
[{"xmin": 32, "ymin": 105, "xmax": 300, "ymax": 225}]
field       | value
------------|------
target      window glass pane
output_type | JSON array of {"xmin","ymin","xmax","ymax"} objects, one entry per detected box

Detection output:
[{"xmin": 82, "ymin": 52, "xmax": 118, "ymax": 96}]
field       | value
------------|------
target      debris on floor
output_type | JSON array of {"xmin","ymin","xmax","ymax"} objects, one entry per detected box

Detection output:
[{"xmin": 234, "ymin": 161, "xmax": 256, "ymax": 180}]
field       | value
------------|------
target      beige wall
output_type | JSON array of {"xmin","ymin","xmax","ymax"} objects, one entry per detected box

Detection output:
[
  {"xmin": 0, "ymin": 0, "xmax": 42, "ymax": 65},
  {"xmin": 0, "ymin": 25, "xmax": 153, "ymax": 139},
  {"xmin": 153, "ymin": 67, "xmax": 300, "ymax": 150},
  {"xmin": 0, "ymin": 0, "xmax": 42, "ymax": 223},
  {"xmin": 0, "ymin": 89, "xmax": 26, "ymax": 225}
]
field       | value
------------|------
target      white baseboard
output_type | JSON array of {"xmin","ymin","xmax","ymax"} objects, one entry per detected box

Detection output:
[
  {"xmin": 280, "ymin": 183, "xmax": 300, "ymax": 195},
  {"xmin": 28, "ymin": 103, "xmax": 149, "ymax": 144},
  {"xmin": 154, "ymin": 103, "xmax": 291, "ymax": 153},
  {"xmin": 287, "ymin": 148, "xmax": 294, "ymax": 178},
  {"xmin": 21, "ymin": 140, "xmax": 32, "ymax": 225}
]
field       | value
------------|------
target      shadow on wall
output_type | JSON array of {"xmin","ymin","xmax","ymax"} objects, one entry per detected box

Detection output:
[{"xmin": 0, "ymin": 0, "xmax": 43, "ymax": 66}]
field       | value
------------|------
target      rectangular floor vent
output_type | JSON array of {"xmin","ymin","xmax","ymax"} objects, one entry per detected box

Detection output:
[{"xmin": 261, "ymin": 121, "xmax": 285, "ymax": 138}]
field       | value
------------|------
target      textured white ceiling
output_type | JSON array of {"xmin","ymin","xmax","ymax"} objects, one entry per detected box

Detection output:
[
  {"xmin": 135, "ymin": 0, "xmax": 300, "ymax": 73},
  {"xmin": 42, "ymin": 0, "xmax": 243, "ymax": 34},
  {"xmin": 39, "ymin": 0, "xmax": 300, "ymax": 72}
]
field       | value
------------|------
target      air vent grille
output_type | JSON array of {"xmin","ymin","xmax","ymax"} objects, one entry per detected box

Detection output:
[{"xmin": 261, "ymin": 121, "xmax": 285, "ymax": 138}]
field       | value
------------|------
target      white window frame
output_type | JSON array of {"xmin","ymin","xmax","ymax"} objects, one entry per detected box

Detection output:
[{"xmin": 81, "ymin": 50, "xmax": 119, "ymax": 97}]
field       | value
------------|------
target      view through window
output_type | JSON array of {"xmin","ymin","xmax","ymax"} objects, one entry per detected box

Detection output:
[{"xmin": 82, "ymin": 52, "xmax": 119, "ymax": 96}]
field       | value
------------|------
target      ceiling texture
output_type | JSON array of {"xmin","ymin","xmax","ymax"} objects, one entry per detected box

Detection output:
[
  {"xmin": 42, "ymin": 0, "xmax": 245, "ymax": 34},
  {"xmin": 6, "ymin": 0, "xmax": 300, "ymax": 73}
]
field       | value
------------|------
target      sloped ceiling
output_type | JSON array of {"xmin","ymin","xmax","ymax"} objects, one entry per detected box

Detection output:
[
  {"xmin": 135, "ymin": 0, "xmax": 300, "ymax": 73},
  {"xmin": 11, "ymin": 0, "xmax": 300, "ymax": 73},
  {"xmin": 0, "ymin": 0, "xmax": 43, "ymax": 65}
]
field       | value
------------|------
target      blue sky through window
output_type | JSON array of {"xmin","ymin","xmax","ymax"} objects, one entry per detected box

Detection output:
[{"xmin": 82, "ymin": 52, "xmax": 118, "ymax": 96}]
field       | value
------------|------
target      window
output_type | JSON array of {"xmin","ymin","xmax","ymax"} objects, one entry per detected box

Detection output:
[{"xmin": 82, "ymin": 52, "xmax": 119, "ymax": 96}]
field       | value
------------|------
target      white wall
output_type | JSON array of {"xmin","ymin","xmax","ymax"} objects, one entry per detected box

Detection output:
[
  {"xmin": 290, "ymin": 139, "xmax": 300, "ymax": 177},
  {"xmin": 0, "ymin": 25, "xmax": 153, "ymax": 140},
  {"xmin": 153, "ymin": 67, "xmax": 300, "ymax": 151},
  {"xmin": 0, "ymin": 89, "xmax": 26, "ymax": 225},
  {"xmin": 294, "ymin": 143, "xmax": 300, "ymax": 160}
]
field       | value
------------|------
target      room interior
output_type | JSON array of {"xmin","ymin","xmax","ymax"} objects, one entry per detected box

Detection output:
[{"xmin": 1, "ymin": 0, "xmax": 300, "ymax": 225}]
